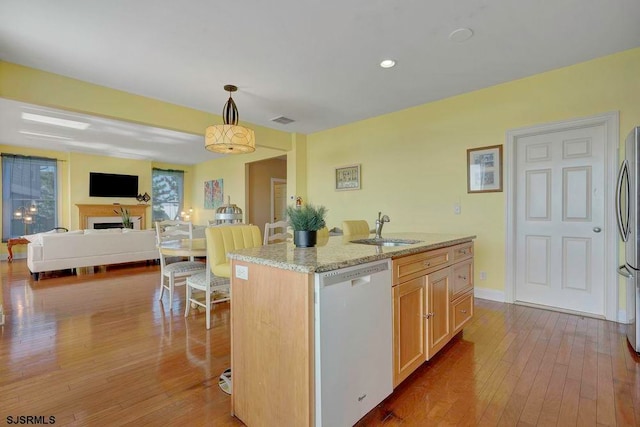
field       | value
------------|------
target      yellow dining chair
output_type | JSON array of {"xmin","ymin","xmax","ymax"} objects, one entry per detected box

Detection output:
[
  {"xmin": 342, "ymin": 220, "xmax": 370, "ymax": 236},
  {"xmin": 185, "ymin": 224, "xmax": 262, "ymax": 329},
  {"xmin": 316, "ymin": 226, "xmax": 330, "ymax": 246}
]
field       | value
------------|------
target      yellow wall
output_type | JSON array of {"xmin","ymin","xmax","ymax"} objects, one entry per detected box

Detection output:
[{"xmin": 307, "ymin": 47, "xmax": 640, "ymax": 296}]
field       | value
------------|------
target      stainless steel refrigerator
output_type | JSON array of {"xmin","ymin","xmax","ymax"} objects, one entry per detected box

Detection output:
[{"xmin": 616, "ymin": 126, "xmax": 640, "ymax": 352}]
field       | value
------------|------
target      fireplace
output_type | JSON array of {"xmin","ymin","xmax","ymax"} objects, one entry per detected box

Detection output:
[
  {"xmin": 87, "ymin": 216, "xmax": 142, "ymax": 230},
  {"xmin": 95, "ymin": 223, "xmax": 126, "ymax": 229},
  {"xmin": 76, "ymin": 204, "xmax": 149, "ymax": 230}
]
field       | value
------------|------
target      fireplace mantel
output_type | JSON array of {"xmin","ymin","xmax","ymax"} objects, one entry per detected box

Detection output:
[{"xmin": 76, "ymin": 204, "xmax": 150, "ymax": 230}]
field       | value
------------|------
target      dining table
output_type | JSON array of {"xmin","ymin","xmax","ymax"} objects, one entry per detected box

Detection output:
[{"xmin": 158, "ymin": 237, "xmax": 206, "ymax": 258}]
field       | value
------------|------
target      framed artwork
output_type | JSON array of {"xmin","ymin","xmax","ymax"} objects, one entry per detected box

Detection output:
[
  {"xmin": 467, "ymin": 145, "xmax": 503, "ymax": 193},
  {"xmin": 335, "ymin": 164, "xmax": 361, "ymax": 191},
  {"xmin": 204, "ymin": 178, "xmax": 224, "ymax": 209}
]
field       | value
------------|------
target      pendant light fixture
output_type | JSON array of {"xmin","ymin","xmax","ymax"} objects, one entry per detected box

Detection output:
[{"xmin": 205, "ymin": 85, "xmax": 256, "ymax": 154}]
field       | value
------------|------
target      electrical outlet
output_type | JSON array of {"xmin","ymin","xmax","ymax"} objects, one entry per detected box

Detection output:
[
  {"xmin": 479, "ymin": 271, "xmax": 487, "ymax": 280},
  {"xmin": 235, "ymin": 265, "xmax": 249, "ymax": 280},
  {"xmin": 454, "ymin": 203, "xmax": 461, "ymax": 215}
]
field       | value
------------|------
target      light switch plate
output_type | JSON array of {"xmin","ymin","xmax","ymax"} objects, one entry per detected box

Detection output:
[
  {"xmin": 454, "ymin": 203, "xmax": 461, "ymax": 215},
  {"xmin": 235, "ymin": 265, "xmax": 249, "ymax": 280}
]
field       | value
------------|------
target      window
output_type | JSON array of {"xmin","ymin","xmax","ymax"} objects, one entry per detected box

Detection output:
[
  {"xmin": 2, "ymin": 154, "xmax": 58, "ymax": 240},
  {"xmin": 152, "ymin": 168, "xmax": 184, "ymax": 222}
]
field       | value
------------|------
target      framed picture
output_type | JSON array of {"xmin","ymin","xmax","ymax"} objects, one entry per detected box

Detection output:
[
  {"xmin": 204, "ymin": 178, "xmax": 224, "ymax": 209},
  {"xmin": 467, "ymin": 145, "xmax": 503, "ymax": 193},
  {"xmin": 335, "ymin": 164, "xmax": 361, "ymax": 191}
]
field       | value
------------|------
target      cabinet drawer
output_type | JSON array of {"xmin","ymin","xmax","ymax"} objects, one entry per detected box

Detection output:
[
  {"xmin": 452, "ymin": 242, "xmax": 473, "ymax": 262},
  {"xmin": 451, "ymin": 259, "xmax": 473, "ymax": 300},
  {"xmin": 393, "ymin": 247, "xmax": 451, "ymax": 285},
  {"xmin": 451, "ymin": 291, "xmax": 474, "ymax": 335}
]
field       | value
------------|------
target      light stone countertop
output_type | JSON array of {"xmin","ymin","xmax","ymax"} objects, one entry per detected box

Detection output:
[{"xmin": 227, "ymin": 232, "xmax": 476, "ymax": 274}]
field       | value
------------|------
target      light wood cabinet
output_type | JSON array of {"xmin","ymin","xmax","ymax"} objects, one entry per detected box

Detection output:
[
  {"xmin": 392, "ymin": 276, "xmax": 426, "ymax": 386},
  {"xmin": 392, "ymin": 241, "xmax": 474, "ymax": 387},
  {"xmin": 451, "ymin": 291, "xmax": 474, "ymax": 335},
  {"xmin": 392, "ymin": 246, "xmax": 451, "ymax": 285},
  {"xmin": 451, "ymin": 258, "xmax": 473, "ymax": 299},
  {"xmin": 426, "ymin": 267, "xmax": 451, "ymax": 359}
]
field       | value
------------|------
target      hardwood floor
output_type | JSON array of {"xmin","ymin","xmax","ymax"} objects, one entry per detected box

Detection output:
[
  {"xmin": 1, "ymin": 260, "xmax": 639, "ymax": 426},
  {"xmin": 358, "ymin": 296, "xmax": 640, "ymax": 426},
  {"xmin": 0, "ymin": 260, "xmax": 241, "ymax": 426}
]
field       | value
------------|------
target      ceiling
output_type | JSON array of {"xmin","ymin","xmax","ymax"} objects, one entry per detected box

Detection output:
[
  {"xmin": 0, "ymin": 98, "xmax": 223, "ymax": 164},
  {"xmin": 1, "ymin": 0, "xmax": 639, "ymax": 164}
]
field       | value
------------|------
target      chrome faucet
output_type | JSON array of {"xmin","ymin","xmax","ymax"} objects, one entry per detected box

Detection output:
[{"xmin": 374, "ymin": 212, "xmax": 390, "ymax": 239}]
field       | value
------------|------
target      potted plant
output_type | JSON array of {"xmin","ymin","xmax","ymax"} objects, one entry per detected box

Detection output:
[
  {"xmin": 114, "ymin": 207, "xmax": 135, "ymax": 229},
  {"xmin": 286, "ymin": 203, "xmax": 328, "ymax": 248}
]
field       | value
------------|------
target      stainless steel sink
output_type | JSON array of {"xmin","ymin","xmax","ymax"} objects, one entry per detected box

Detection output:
[{"xmin": 350, "ymin": 238, "xmax": 423, "ymax": 247}]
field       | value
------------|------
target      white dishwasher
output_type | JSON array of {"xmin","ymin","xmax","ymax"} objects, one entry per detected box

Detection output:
[{"xmin": 314, "ymin": 259, "xmax": 393, "ymax": 427}]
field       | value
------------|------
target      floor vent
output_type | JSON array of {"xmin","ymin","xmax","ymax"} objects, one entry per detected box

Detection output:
[{"xmin": 271, "ymin": 116, "xmax": 295, "ymax": 125}]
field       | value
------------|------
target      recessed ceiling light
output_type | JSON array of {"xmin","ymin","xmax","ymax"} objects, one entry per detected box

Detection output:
[
  {"xmin": 448, "ymin": 28, "xmax": 474, "ymax": 42},
  {"xmin": 21, "ymin": 112, "xmax": 90, "ymax": 130},
  {"xmin": 380, "ymin": 59, "xmax": 396, "ymax": 69}
]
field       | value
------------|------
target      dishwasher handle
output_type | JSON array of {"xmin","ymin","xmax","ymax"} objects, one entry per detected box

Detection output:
[{"xmin": 618, "ymin": 265, "xmax": 634, "ymax": 279}]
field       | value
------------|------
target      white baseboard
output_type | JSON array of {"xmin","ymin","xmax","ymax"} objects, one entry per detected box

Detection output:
[
  {"xmin": 473, "ymin": 288, "xmax": 630, "ymax": 324},
  {"xmin": 474, "ymin": 287, "xmax": 505, "ymax": 302}
]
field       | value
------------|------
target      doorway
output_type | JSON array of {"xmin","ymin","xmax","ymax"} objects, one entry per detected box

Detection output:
[
  {"xmin": 505, "ymin": 112, "xmax": 619, "ymax": 320},
  {"xmin": 271, "ymin": 178, "xmax": 287, "ymax": 223},
  {"xmin": 246, "ymin": 156, "xmax": 287, "ymax": 232}
]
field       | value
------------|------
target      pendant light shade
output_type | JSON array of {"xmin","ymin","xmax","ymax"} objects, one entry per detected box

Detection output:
[{"xmin": 205, "ymin": 85, "xmax": 255, "ymax": 154}]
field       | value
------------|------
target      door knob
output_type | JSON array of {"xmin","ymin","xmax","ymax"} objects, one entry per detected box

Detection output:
[{"xmin": 593, "ymin": 227, "xmax": 602, "ymax": 233}]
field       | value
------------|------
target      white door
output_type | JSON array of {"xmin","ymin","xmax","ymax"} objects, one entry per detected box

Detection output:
[
  {"xmin": 270, "ymin": 179, "xmax": 287, "ymax": 222},
  {"xmin": 515, "ymin": 124, "xmax": 606, "ymax": 315}
]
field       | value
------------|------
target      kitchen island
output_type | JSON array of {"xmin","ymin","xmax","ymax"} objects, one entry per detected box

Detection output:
[{"xmin": 227, "ymin": 232, "xmax": 475, "ymax": 427}]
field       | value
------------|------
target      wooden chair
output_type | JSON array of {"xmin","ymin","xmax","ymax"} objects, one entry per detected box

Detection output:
[
  {"xmin": 263, "ymin": 220, "xmax": 290, "ymax": 245},
  {"xmin": 155, "ymin": 220, "xmax": 206, "ymax": 309},
  {"xmin": 342, "ymin": 220, "xmax": 370, "ymax": 236},
  {"xmin": 185, "ymin": 224, "xmax": 262, "ymax": 329}
]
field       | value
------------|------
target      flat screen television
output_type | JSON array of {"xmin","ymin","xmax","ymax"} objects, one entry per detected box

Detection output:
[{"xmin": 89, "ymin": 172, "xmax": 139, "ymax": 198}]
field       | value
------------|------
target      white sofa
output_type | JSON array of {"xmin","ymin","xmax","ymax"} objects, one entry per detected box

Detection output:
[{"xmin": 27, "ymin": 228, "xmax": 158, "ymax": 280}]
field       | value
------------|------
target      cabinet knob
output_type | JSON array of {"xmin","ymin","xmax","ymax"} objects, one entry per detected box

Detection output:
[
  {"xmin": 460, "ymin": 309, "xmax": 467, "ymax": 314},
  {"xmin": 458, "ymin": 275, "xmax": 467, "ymax": 280},
  {"xmin": 358, "ymin": 394, "xmax": 367, "ymax": 402},
  {"xmin": 424, "ymin": 262, "xmax": 431, "ymax": 267},
  {"xmin": 423, "ymin": 312, "xmax": 434, "ymax": 319}
]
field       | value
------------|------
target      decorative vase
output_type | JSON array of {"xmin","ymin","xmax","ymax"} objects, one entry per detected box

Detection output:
[{"xmin": 294, "ymin": 230, "xmax": 317, "ymax": 248}]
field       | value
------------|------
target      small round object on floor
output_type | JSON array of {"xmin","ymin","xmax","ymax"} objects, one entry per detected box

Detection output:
[{"xmin": 219, "ymin": 368, "xmax": 232, "ymax": 395}]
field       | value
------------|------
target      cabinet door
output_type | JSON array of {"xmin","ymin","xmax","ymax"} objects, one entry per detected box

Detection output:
[
  {"xmin": 392, "ymin": 276, "xmax": 426, "ymax": 387},
  {"xmin": 426, "ymin": 267, "xmax": 451, "ymax": 360}
]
